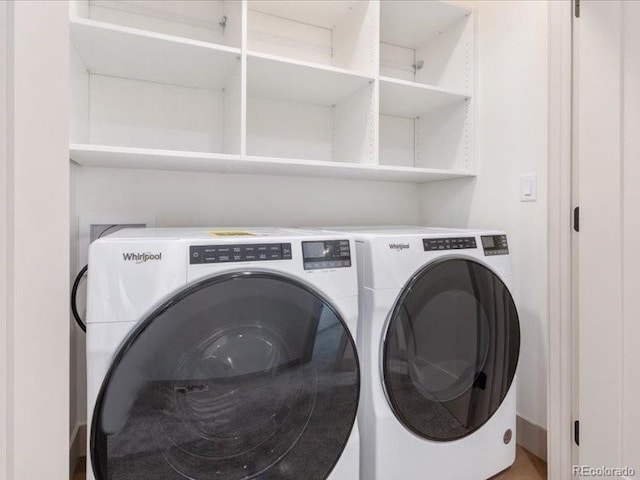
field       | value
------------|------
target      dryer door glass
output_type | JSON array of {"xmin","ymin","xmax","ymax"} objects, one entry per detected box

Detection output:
[
  {"xmin": 91, "ymin": 272, "xmax": 359, "ymax": 480},
  {"xmin": 383, "ymin": 258, "xmax": 520, "ymax": 441}
]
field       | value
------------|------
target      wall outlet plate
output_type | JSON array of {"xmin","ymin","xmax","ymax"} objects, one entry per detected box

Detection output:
[{"xmin": 77, "ymin": 215, "xmax": 156, "ymax": 270}]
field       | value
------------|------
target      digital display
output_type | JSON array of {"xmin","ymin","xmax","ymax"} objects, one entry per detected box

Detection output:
[
  {"xmin": 303, "ymin": 242, "xmax": 326, "ymax": 258},
  {"xmin": 481, "ymin": 235, "xmax": 509, "ymax": 256},
  {"xmin": 482, "ymin": 236, "xmax": 495, "ymax": 248},
  {"xmin": 302, "ymin": 240, "xmax": 351, "ymax": 270}
]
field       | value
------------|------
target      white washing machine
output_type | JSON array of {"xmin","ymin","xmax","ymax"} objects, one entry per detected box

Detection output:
[
  {"xmin": 85, "ymin": 228, "xmax": 360, "ymax": 480},
  {"xmin": 320, "ymin": 227, "xmax": 520, "ymax": 480}
]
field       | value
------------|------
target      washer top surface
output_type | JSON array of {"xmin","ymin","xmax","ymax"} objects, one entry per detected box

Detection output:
[
  {"xmin": 101, "ymin": 227, "xmax": 323, "ymax": 241},
  {"xmin": 316, "ymin": 225, "xmax": 505, "ymax": 238}
]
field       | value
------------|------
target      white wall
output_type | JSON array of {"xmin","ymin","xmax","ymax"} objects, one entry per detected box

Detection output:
[
  {"xmin": 70, "ymin": 166, "xmax": 421, "ymax": 435},
  {"xmin": 419, "ymin": 0, "xmax": 549, "ymax": 429},
  {"xmin": 3, "ymin": 2, "xmax": 70, "ymax": 478}
]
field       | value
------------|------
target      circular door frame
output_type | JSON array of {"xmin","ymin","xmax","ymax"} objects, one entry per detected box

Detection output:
[
  {"xmin": 90, "ymin": 269, "xmax": 360, "ymax": 480},
  {"xmin": 379, "ymin": 255, "xmax": 520, "ymax": 442}
]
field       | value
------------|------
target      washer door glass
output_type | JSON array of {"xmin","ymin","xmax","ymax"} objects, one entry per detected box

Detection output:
[
  {"xmin": 91, "ymin": 272, "xmax": 359, "ymax": 480},
  {"xmin": 383, "ymin": 258, "xmax": 520, "ymax": 441}
]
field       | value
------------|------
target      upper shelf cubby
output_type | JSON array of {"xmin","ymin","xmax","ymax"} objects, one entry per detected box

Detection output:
[
  {"xmin": 246, "ymin": 52, "xmax": 375, "ymax": 164},
  {"xmin": 70, "ymin": 0, "xmax": 242, "ymax": 47},
  {"xmin": 380, "ymin": 0, "xmax": 473, "ymax": 93},
  {"xmin": 70, "ymin": 18, "xmax": 242, "ymax": 155},
  {"xmin": 71, "ymin": 19, "xmax": 241, "ymax": 90},
  {"xmin": 247, "ymin": 0, "xmax": 378, "ymax": 75}
]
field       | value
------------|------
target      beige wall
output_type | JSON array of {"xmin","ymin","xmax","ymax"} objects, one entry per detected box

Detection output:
[
  {"xmin": 2, "ymin": 2, "xmax": 70, "ymax": 478},
  {"xmin": 419, "ymin": 0, "xmax": 549, "ymax": 429},
  {"xmin": 1, "ymin": 2, "xmax": 9, "ymax": 478}
]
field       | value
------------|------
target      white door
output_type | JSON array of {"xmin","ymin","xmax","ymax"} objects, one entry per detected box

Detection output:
[{"xmin": 576, "ymin": 1, "xmax": 640, "ymax": 477}]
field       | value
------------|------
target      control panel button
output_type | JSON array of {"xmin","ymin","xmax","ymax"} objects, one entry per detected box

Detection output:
[
  {"xmin": 190, "ymin": 243, "xmax": 293, "ymax": 264},
  {"xmin": 423, "ymin": 237, "xmax": 477, "ymax": 251}
]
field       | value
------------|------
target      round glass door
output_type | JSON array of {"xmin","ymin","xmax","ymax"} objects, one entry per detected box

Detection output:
[
  {"xmin": 91, "ymin": 272, "xmax": 359, "ymax": 480},
  {"xmin": 383, "ymin": 258, "xmax": 520, "ymax": 441}
]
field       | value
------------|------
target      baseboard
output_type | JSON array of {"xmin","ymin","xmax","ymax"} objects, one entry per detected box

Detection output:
[
  {"xmin": 69, "ymin": 423, "xmax": 87, "ymax": 477},
  {"xmin": 517, "ymin": 415, "xmax": 547, "ymax": 462}
]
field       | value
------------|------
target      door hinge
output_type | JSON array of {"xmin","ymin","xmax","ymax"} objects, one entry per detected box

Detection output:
[
  {"xmin": 573, "ymin": 207, "xmax": 580, "ymax": 232},
  {"xmin": 574, "ymin": 420, "xmax": 580, "ymax": 446},
  {"xmin": 575, "ymin": 0, "xmax": 580, "ymax": 18}
]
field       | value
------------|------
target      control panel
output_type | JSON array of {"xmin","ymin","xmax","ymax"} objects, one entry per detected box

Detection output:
[
  {"xmin": 302, "ymin": 240, "xmax": 351, "ymax": 270},
  {"xmin": 481, "ymin": 235, "xmax": 509, "ymax": 256},
  {"xmin": 423, "ymin": 237, "xmax": 477, "ymax": 251},
  {"xmin": 189, "ymin": 243, "xmax": 292, "ymax": 264}
]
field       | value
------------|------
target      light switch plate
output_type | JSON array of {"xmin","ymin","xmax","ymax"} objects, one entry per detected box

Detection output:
[{"xmin": 520, "ymin": 174, "xmax": 537, "ymax": 202}]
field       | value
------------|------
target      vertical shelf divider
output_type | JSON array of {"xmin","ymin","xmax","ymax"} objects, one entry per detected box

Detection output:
[
  {"xmin": 372, "ymin": 0, "xmax": 381, "ymax": 167},
  {"xmin": 240, "ymin": 0, "xmax": 248, "ymax": 158}
]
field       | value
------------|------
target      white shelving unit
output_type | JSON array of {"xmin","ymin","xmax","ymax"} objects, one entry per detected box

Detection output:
[{"xmin": 69, "ymin": 0, "xmax": 476, "ymax": 183}]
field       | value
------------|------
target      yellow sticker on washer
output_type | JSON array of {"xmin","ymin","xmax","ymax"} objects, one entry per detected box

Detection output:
[{"xmin": 206, "ymin": 230, "xmax": 256, "ymax": 237}]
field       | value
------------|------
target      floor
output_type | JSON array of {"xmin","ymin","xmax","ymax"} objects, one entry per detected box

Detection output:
[
  {"xmin": 73, "ymin": 445, "xmax": 546, "ymax": 480},
  {"xmin": 491, "ymin": 446, "xmax": 547, "ymax": 480},
  {"xmin": 72, "ymin": 456, "xmax": 85, "ymax": 480}
]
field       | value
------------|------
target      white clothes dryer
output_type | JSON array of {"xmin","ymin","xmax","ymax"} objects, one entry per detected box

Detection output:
[
  {"xmin": 319, "ymin": 227, "xmax": 520, "ymax": 480},
  {"xmin": 85, "ymin": 228, "xmax": 360, "ymax": 480}
]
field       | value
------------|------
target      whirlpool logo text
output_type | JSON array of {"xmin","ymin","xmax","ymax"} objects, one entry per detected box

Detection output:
[
  {"xmin": 122, "ymin": 252, "xmax": 162, "ymax": 264},
  {"xmin": 388, "ymin": 243, "xmax": 410, "ymax": 251}
]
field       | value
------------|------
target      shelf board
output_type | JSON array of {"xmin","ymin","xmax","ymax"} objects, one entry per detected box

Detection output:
[
  {"xmin": 379, "ymin": 76, "xmax": 469, "ymax": 118},
  {"xmin": 70, "ymin": 144, "xmax": 475, "ymax": 183},
  {"xmin": 71, "ymin": 18, "xmax": 241, "ymax": 90},
  {"xmin": 247, "ymin": 51, "xmax": 374, "ymax": 106},
  {"xmin": 374, "ymin": 164, "xmax": 474, "ymax": 183},
  {"xmin": 381, "ymin": 0, "xmax": 471, "ymax": 49},
  {"xmin": 248, "ymin": 1, "xmax": 361, "ymax": 29}
]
